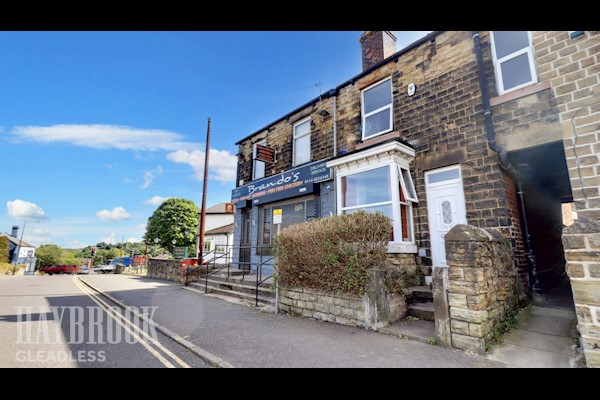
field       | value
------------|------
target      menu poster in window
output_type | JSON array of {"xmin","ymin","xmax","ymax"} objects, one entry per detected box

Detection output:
[{"xmin": 255, "ymin": 144, "xmax": 277, "ymax": 163}]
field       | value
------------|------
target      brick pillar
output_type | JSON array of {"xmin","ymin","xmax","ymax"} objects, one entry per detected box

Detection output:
[{"xmin": 562, "ymin": 216, "xmax": 600, "ymax": 368}]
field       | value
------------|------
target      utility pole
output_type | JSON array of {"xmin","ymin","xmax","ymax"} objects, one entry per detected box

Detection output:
[
  {"xmin": 13, "ymin": 221, "xmax": 27, "ymax": 275},
  {"xmin": 197, "ymin": 117, "xmax": 211, "ymax": 263}
]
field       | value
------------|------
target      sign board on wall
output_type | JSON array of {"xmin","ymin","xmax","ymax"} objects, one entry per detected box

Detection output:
[
  {"xmin": 225, "ymin": 203, "xmax": 234, "ymax": 214},
  {"xmin": 273, "ymin": 209, "xmax": 282, "ymax": 225},
  {"xmin": 231, "ymin": 159, "xmax": 332, "ymax": 206},
  {"xmin": 173, "ymin": 246, "xmax": 188, "ymax": 260},
  {"xmin": 255, "ymin": 144, "xmax": 277, "ymax": 163}
]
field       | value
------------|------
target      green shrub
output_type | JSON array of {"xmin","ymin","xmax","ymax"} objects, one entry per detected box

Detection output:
[
  {"xmin": 274, "ymin": 211, "xmax": 391, "ymax": 296},
  {"xmin": 0, "ymin": 263, "xmax": 20, "ymax": 275},
  {"xmin": 0, "ymin": 236, "xmax": 9, "ymax": 263}
]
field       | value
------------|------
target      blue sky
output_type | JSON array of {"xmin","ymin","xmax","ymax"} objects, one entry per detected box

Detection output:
[{"xmin": 0, "ymin": 31, "xmax": 430, "ymax": 248}]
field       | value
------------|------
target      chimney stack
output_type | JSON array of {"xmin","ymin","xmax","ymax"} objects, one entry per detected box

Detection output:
[
  {"xmin": 360, "ymin": 31, "xmax": 397, "ymax": 71},
  {"xmin": 11, "ymin": 226, "xmax": 18, "ymax": 238}
]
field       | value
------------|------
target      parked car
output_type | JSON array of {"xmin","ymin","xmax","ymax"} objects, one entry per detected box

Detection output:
[
  {"xmin": 40, "ymin": 265, "xmax": 81, "ymax": 275},
  {"xmin": 77, "ymin": 266, "xmax": 93, "ymax": 275},
  {"xmin": 92, "ymin": 263, "xmax": 116, "ymax": 274}
]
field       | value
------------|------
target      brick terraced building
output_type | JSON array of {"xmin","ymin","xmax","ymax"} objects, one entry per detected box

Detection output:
[{"xmin": 229, "ymin": 31, "xmax": 600, "ymax": 367}]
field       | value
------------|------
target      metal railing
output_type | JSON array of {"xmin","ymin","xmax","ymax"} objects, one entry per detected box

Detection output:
[{"xmin": 183, "ymin": 244, "xmax": 275, "ymax": 307}]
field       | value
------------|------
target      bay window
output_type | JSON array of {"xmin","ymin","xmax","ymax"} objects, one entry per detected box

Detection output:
[{"xmin": 329, "ymin": 140, "xmax": 418, "ymax": 251}]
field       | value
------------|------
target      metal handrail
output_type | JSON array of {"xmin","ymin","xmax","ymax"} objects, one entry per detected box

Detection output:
[{"xmin": 182, "ymin": 243, "xmax": 276, "ymax": 307}]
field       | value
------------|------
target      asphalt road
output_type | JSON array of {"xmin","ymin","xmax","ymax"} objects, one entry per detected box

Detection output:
[{"xmin": 0, "ymin": 275, "xmax": 208, "ymax": 368}]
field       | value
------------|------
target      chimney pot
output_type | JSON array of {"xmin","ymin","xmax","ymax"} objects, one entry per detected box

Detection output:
[{"xmin": 11, "ymin": 226, "xmax": 19, "ymax": 238}]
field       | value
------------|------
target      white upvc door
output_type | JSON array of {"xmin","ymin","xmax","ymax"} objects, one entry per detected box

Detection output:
[{"xmin": 425, "ymin": 165, "xmax": 467, "ymax": 268}]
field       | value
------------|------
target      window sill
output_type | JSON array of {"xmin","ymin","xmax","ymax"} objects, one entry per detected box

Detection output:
[
  {"xmin": 387, "ymin": 243, "xmax": 417, "ymax": 254},
  {"xmin": 490, "ymin": 80, "xmax": 551, "ymax": 107}
]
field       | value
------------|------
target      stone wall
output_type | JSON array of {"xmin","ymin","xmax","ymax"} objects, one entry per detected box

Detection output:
[
  {"xmin": 562, "ymin": 217, "xmax": 600, "ymax": 368},
  {"xmin": 532, "ymin": 30, "xmax": 600, "ymax": 368},
  {"xmin": 442, "ymin": 224, "xmax": 518, "ymax": 353},
  {"xmin": 279, "ymin": 268, "xmax": 407, "ymax": 330},
  {"xmin": 147, "ymin": 259, "xmax": 186, "ymax": 283}
]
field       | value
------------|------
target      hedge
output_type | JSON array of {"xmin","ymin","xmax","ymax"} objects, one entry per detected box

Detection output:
[
  {"xmin": 274, "ymin": 211, "xmax": 391, "ymax": 296},
  {"xmin": 0, "ymin": 236, "xmax": 9, "ymax": 263}
]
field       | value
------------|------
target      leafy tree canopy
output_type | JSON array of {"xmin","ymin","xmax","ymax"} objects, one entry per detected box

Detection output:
[
  {"xmin": 36, "ymin": 245, "xmax": 63, "ymax": 267},
  {"xmin": 146, "ymin": 198, "xmax": 198, "ymax": 251}
]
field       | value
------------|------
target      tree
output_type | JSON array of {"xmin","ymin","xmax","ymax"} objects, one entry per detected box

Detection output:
[
  {"xmin": 0, "ymin": 236, "xmax": 9, "ymax": 263},
  {"xmin": 36, "ymin": 245, "xmax": 63, "ymax": 267},
  {"xmin": 146, "ymin": 198, "xmax": 198, "ymax": 252}
]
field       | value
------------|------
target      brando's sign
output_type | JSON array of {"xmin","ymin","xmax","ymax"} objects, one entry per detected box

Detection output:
[{"xmin": 231, "ymin": 159, "xmax": 332, "ymax": 206}]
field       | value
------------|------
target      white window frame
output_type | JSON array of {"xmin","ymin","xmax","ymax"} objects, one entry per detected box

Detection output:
[
  {"xmin": 490, "ymin": 31, "xmax": 538, "ymax": 95},
  {"xmin": 214, "ymin": 236, "xmax": 227, "ymax": 253},
  {"xmin": 293, "ymin": 117, "xmax": 311, "ymax": 166},
  {"xmin": 361, "ymin": 77, "xmax": 393, "ymax": 140},
  {"xmin": 336, "ymin": 161, "xmax": 417, "ymax": 245},
  {"xmin": 252, "ymin": 139, "xmax": 266, "ymax": 180}
]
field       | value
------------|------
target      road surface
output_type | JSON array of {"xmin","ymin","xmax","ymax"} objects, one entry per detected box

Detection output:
[{"xmin": 0, "ymin": 275, "xmax": 208, "ymax": 368}]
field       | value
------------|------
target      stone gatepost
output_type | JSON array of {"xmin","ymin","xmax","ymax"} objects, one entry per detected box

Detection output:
[
  {"xmin": 444, "ymin": 224, "xmax": 518, "ymax": 354},
  {"xmin": 433, "ymin": 267, "xmax": 451, "ymax": 347},
  {"xmin": 562, "ymin": 216, "xmax": 600, "ymax": 368}
]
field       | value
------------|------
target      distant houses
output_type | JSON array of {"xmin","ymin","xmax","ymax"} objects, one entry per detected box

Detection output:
[{"xmin": 0, "ymin": 226, "xmax": 37, "ymax": 274}]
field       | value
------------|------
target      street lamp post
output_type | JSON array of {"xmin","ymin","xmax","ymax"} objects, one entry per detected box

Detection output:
[
  {"xmin": 172, "ymin": 239, "xmax": 177, "ymax": 258},
  {"xmin": 184, "ymin": 230, "xmax": 190, "ymax": 258},
  {"xmin": 153, "ymin": 238, "xmax": 160, "ymax": 257}
]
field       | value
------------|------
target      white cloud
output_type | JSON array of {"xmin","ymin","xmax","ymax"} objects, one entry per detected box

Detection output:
[
  {"xmin": 167, "ymin": 148, "xmax": 237, "ymax": 182},
  {"xmin": 11, "ymin": 124, "xmax": 189, "ymax": 151},
  {"xmin": 135, "ymin": 224, "xmax": 147, "ymax": 230},
  {"xmin": 122, "ymin": 177, "xmax": 133, "ymax": 184},
  {"xmin": 104, "ymin": 163, "xmax": 116, "ymax": 171},
  {"xmin": 7, "ymin": 200, "xmax": 49, "ymax": 220},
  {"xmin": 143, "ymin": 196, "xmax": 171, "ymax": 205},
  {"xmin": 141, "ymin": 165, "xmax": 163, "ymax": 189},
  {"xmin": 23, "ymin": 235, "xmax": 52, "ymax": 247},
  {"xmin": 67, "ymin": 240, "xmax": 85, "ymax": 249},
  {"xmin": 96, "ymin": 207, "xmax": 131, "ymax": 221},
  {"xmin": 126, "ymin": 237, "xmax": 141, "ymax": 243},
  {"xmin": 142, "ymin": 171, "xmax": 154, "ymax": 189},
  {"xmin": 33, "ymin": 228, "xmax": 46, "ymax": 235},
  {"xmin": 102, "ymin": 231, "xmax": 118, "ymax": 244}
]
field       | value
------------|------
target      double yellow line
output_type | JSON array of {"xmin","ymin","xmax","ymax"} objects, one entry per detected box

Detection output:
[{"xmin": 73, "ymin": 276, "xmax": 190, "ymax": 368}]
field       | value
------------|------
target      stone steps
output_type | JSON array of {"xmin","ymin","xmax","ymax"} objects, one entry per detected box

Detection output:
[
  {"xmin": 408, "ymin": 301, "xmax": 435, "ymax": 321},
  {"xmin": 188, "ymin": 274, "xmax": 276, "ymax": 306},
  {"xmin": 404, "ymin": 286, "xmax": 433, "ymax": 303}
]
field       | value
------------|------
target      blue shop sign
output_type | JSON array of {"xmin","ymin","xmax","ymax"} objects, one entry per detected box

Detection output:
[{"xmin": 231, "ymin": 159, "xmax": 332, "ymax": 206}]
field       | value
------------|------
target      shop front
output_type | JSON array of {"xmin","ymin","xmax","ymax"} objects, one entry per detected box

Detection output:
[{"xmin": 231, "ymin": 159, "xmax": 334, "ymax": 275}]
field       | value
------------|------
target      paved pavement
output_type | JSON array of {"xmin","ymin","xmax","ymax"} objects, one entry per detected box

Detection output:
[
  {"xmin": 81, "ymin": 275, "xmax": 504, "ymax": 368},
  {"xmin": 0, "ymin": 276, "xmax": 208, "ymax": 368},
  {"xmin": 486, "ymin": 304, "xmax": 580, "ymax": 368}
]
